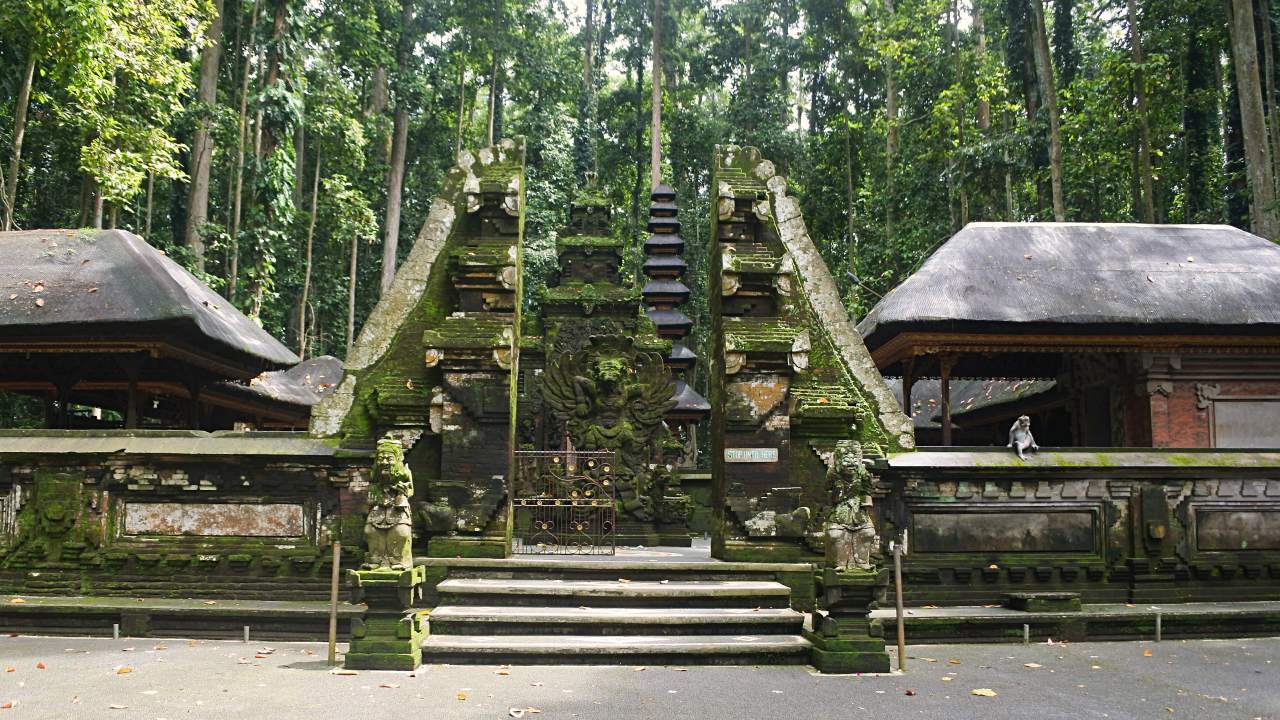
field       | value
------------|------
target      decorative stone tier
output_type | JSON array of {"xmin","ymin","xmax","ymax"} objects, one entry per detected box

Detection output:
[{"xmin": 345, "ymin": 566, "xmax": 427, "ymax": 670}]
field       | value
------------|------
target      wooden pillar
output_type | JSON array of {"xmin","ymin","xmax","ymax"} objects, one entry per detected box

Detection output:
[
  {"xmin": 185, "ymin": 379, "xmax": 204, "ymax": 430},
  {"xmin": 117, "ymin": 353, "xmax": 144, "ymax": 430},
  {"xmin": 901, "ymin": 358, "xmax": 917, "ymax": 424},
  {"xmin": 125, "ymin": 381, "xmax": 139, "ymax": 429},
  {"xmin": 939, "ymin": 355, "xmax": 954, "ymax": 446}
]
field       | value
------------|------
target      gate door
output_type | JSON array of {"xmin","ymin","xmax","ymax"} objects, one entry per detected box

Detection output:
[{"xmin": 512, "ymin": 450, "xmax": 616, "ymax": 555}]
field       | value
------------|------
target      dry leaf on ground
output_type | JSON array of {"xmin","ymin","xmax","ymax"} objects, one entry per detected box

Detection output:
[
  {"xmin": 1143, "ymin": 649, "xmax": 1153, "ymax": 657},
  {"xmin": 115, "ymin": 667, "xmax": 133, "ymax": 675},
  {"xmin": 8, "ymin": 599, "xmax": 24, "ymax": 605},
  {"xmin": 971, "ymin": 688, "xmax": 998, "ymax": 697},
  {"xmin": 109, "ymin": 704, "xmax": 128, "ymax": 710},
  {"xmin": 35, "ymin": 662, "xmax": 45, "ymax": 669},
  {"xmin": 379, "ymin": 683, "xmax": 399, "ymax": 689},
  {"xmin": 1024, "ymin": 663, "xmax": 1042, "ymax": 668},
  {"xmin": 456, "ymin": 692, "xmax": 467, "ymax": 701}
]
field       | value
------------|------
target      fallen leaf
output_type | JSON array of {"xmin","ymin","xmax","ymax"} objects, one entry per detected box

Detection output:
[
  {"xmin": 8, "ymin": 599, "xmax": 24, "ymax": 604},
  {"xmin": 34, "ymin": 298, "xmax": 43, "ymax": 307},
  {"xmin": 31, "ymin": 283, "xmax": 43, "ymax": 293},
  {"xmin": 529, "ymin": 682, "xmax": 543, "ymax": 687},
  {"xmin": 617, "ymin": 579, "xmax": 631, "ymax": 584},
  {"xmin": 152, "ymin": 645, "xmax": 167, "ymax": 651},
  {"xmin": 1091, "ymin": 665, "xmax": 1102, "ymax": 670},
  {"xmin": 330, "ymin": 669, "xmax": 358, "ymax": 676},
  {"xmin": 904, "ymin": 689, "xmax": 916, "ymax": 696},
  {"xmin": 203, "ymin": 601, "xmax": 217, "ymax": 606},
  {"xmin": 87, "ymin": 287, "xmax": 98, "ymax": 293},
  {"xmin": 920, "ymin": 657, "xmax": 938, "ymax": 663},
  {"xmin": 494, "ymin": 670, "xmax": 509, "ymax": 676},
  {"xmin": 109, "ymin": 704, "xmax": 128, "ymax": 710},
  {"xmin": 116, "ymin": 667, "xmax": 133, "ymax": 675},
  {"xmin": 0, "ymin": 701, "xmax": 12, "ymax": 709},
  {"xmin": 632, "ymin": 667, "xmax": 647, "ymax": 672},
  {"xmin": 1024, "ymin": 663, "xmax": 1042, "ymax": 669},
  {"xmin": 378, "ymin": 683, "xmax": 399, "ymax": 689},
  {"xmin": 1143, "ymin": 649, "xmax": 1153, "ymax": 657},
  {"xmin": 921, "ymin": 605, "xmax": 939, "ymax": 609},
  {"xmin": 35, "ymin": 662, "xmax": 45, "ymax": 669},
  {"xmin": 947, "ymin": 659, "xmax": 962, "ymax": 665},
  {"xmin": 987, "ymin": 564, "xmax": 999, "ymax": 570},
  {"xmin": 3, "ymin": 668, "xmax": 12, "ymax": 673},
  {"xmin": 237, "ymin": 658, "xmax": 251, "ymax": 664},
  {"xmin": 971, "ymin": 688, "xmax": 998, "ymax": 697},
  {"xmin": 941, "ymin": 677, "xmax": 953, "ymax": 682},
  {"xmin": 457, "ymin": 692, "xmax": 467, "ymax": 701}
]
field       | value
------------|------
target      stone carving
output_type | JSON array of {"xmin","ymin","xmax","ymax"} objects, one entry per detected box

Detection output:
[
  {"xmin": 541, "ymin": 336, "xmax": 677, "ymax": 520},
  {"xmin": 363, "ymin": 435, "xmax": 414, "ymax": 570},
  {"xmin": 1195, "ymin": 382, "xmax": 1221, "ymax": 410},
  {"xmin": 824, "ymin": 441, "xmax": 877, "ymax": 570},
  {"xmin": 1008, "ymin": 415, "xmax": 1039, "ymax": 461}
]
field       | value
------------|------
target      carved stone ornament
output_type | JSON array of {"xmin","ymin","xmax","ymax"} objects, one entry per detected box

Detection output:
[
  {"xmin": 499, "ymin": 265, "xmax": 518, "ymax": 289},
  {"xmin": 724, "ymin": 351, "xmax": 747, "ymax": 375},
  {"xmin": 753, "ymin": 199, "xmax": 771, "ymax": 221},
  {"xmin": 722, "ymin": 272, "xmax": 741, "ymax": 296},
  {"xmin": 789, "ymin": 331, "xmax": 811, "ymax": 373},
  {"xmin": 363, "ymin": 435, "xmax": 414, "ymax": 570},
  {"xmin": 1195, "ymin": 382, "xmax": 1221, "ymax": 410},
  {"xmin": 424, "ymin": 348, "xmax": 443, "ymax": 368}
]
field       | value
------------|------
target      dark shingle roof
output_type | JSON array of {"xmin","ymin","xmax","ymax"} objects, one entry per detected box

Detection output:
[
  {"xmin": 0, "ymin": 229, "xmax": 298, "ymax": 370},
  {"xmin": 858, "ymin": 223, "xmax": 1280, "ymax": 350}
]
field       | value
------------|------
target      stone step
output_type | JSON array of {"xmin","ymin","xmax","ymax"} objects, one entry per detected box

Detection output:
[
  {"xmin": 420, "ymin": 633, "xmax": 812, "ymax": 665},
  {"xmin": 419, "ymin": 556, "xmax": 812, "ymax": 584},
  {"xmin": 434, "ymin": 578, "xmax": 793, "ymax": 608},
  {"xmin": 428, "ymin": 605, "xmax": 805, "ymax": 636}
]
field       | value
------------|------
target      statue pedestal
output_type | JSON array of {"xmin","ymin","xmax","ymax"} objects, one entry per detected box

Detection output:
[
  {"xmin": 344, "ymin": 566, "xmax": 426, "ymax": 671},
  {"xmin": 805, "ymin": 567, "xmax": 891, "ymax": 674}
]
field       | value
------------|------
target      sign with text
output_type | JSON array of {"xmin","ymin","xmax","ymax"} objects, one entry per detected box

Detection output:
[{"xmin": 724, "ymin": 447, "xmax": 779, "ymax": 463}]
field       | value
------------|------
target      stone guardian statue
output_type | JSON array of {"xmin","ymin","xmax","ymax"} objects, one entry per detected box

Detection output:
[
  {"xmin": 824, "ymin": 441, "xmax": 878, "ymax": 571},
  {"xmin": 363, "ymin": 435, "xmax": 414, "ymax": 570}
]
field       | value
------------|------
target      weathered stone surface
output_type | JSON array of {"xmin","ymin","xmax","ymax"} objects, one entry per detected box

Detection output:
[{"xmin": 123, "ymin": 502, "xmax": 306, "ymax": 537}]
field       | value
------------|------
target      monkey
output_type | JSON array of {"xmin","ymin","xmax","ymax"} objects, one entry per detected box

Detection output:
[{"xmin": 1007, "ymin": 415, "xmax": 1038, "ymax": 461}]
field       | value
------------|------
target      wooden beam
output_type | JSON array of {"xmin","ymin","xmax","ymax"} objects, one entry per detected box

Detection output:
[{"xmin": 940, "ymin": 354, "xmax": 954, "ymax": 446}]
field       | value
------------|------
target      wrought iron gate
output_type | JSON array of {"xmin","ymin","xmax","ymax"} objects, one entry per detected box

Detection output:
[{"xmin": 512, "ymin": 449, "xmax": 616, "ymax": 555}]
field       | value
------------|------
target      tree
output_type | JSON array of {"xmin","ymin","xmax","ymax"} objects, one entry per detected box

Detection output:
[
  {"xmin": 1228, "ymin": 0, "xmax": 1278, "ymax": 238},
  {"xmin": 185, "ymin": 0, "xmax": 225, "ymax": 270},
  {"xmin": 1127, "ymin": 0, "xmax": 1153, "ymax": 222},
  {"xmin": 1030, "ymin": 0, "xmax": 1065, "ymax": 220}
]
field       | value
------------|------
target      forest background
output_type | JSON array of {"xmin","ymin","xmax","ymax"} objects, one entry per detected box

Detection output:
[{"xmin": 1, "ymin": 0, "xmax": 1277, "ymax": 374}]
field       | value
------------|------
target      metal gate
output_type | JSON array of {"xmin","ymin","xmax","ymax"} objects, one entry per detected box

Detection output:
[{"xmin": 512, "ymin": 449, "xmax": 616, "ymax": 555}]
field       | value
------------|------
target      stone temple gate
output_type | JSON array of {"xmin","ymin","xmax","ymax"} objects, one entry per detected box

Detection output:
[
  {"xmin": 3, "ymin": 138, "xmax": 1280, "ymax": 670},
  {"xmin": 309, "ymin": 140, "xmax": 911, "ymax": 567}
]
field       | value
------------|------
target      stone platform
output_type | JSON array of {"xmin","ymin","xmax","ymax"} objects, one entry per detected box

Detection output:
[
  {"xmin": 874, "ymin": 600, "xmax": 1280, "ymax": 643},
  {"xmin": 0, "ymin": 595, "xmax": 363, "ymax": 640}
]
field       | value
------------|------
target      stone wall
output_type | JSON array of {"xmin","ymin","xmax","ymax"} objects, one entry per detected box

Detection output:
[
  {"xmin": 0, "ymin": 432, "xmax": 368, "ymax": 599},
  {"xmin": 879, "ymin": 449, "xmax": 1280, "ymax": 605}
]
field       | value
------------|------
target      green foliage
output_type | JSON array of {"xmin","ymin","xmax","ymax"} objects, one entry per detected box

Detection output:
[{"xmin": 0, "ymin": 0, "xmax": 1252, "ymax": 374}]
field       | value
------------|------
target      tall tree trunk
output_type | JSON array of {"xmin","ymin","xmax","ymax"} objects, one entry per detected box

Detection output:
[
  {"xmin": 230, "ymin": 0, "xmax": 263, "ymax": 301},
  {"xmin": 1184, "ymin": 0, "xmax": 1220, "ymax": 222},
  {"xmin": 975, "ymin": 1, "xmax": 991, "ymax": 132},
  {"xmin": 382, "ymin": 107, "xmax": 409, "ymax": 294},
  {"xmin": 346, "ymin": 228, "xmax": 358, "ymax": 356},
  {"xmin": 298, "ymin": 146, "xmax": 320, "ymax": 358},
  {"xmin": 583, "ymin": 0, "xmax": 595, "ymax": 89},
  {"xmin": 1031, "ymin": 0, "xmax": 1066, "ymax": 220},
  {"xmin": 94, "ymin": 193, "xmax": 104, "ymax": 229},
  {"xmin": 650, "ymin": 0, "xmax": 662, "ymax": 187},
  {"xmin": 3, "ymin": 53, "xmax": 36, "ymax": 232},
  {"xmin": 145, "ymin": 173, "xmax": 154, "ymax": 238},
  {"xmin": 1226, "ymin": 48, "xmax": 1251, "ymax": 227},
  {"xmin": 1257, "ymin": 0, "xmax": 1280, "ymax": 192},
  {"xmin": 629, "ymin": 59, "xmax": 644, "ymax": 240},
  {"xmin": 1128, "ymin": 0, "xmax": 1154, "ymax": 222},
  {"xmin": 185, "ymin": 0, "xmax": 225, "ymax": 271},
  {"xmin": 1229, "ymin": 0, "xmax": 1279, "ymax": 237},
  {"xmin": 487, "ymin": 51, "xmax": 499, "ymax": 145},
  {"xmin": 1052, "ymin": 0, "xmax": 1077, "ymax": 88},
  {"xmin": 381, "ymin": 0, "xmax": 416, "ymax": 296},
  {"xmin": 455, "ymin": 62, "xmax": 467, "ymax": 159},
  {"xmin": 884, "ymin": 0, "xmax": 898, "ymax": 241}
]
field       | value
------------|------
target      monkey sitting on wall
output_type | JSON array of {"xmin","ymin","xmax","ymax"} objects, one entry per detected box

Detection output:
[{"xmin": 1007, "ymin": 415, "xmax": 1039, "ymax": 461}]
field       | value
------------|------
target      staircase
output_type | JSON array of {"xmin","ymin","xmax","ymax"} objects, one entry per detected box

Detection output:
[{"xmin": 420, "ymin": 560, "xmax": 814, "ymax": 665}]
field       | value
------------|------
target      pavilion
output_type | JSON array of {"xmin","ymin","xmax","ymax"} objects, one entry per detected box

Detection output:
[
  {"xmin": 0, "ymin": 229, "xmax": 330, "ymax": 430},
  {"xmin": 858, "ymin": 222, "xmax": 1280, "ymax": 447}
]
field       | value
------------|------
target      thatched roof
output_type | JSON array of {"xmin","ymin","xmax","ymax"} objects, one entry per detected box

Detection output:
[
  {"xmin": 859, "ymin": 223, "xmax": 1280, "ymax": 351},
  {"xmin": 0, "ymin": 229, "xmax": 298, "ymax": 374}
]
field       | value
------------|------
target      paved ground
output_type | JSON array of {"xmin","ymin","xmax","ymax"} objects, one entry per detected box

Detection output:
[{"xmin": 0, "ymin": 634, "xmax": 1276, "ymax": 719}]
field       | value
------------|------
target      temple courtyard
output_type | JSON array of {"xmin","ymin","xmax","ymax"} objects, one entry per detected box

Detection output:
[{"xmin": 0, "ymin": 634, "xmax": 1276, "ymax": 719}]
